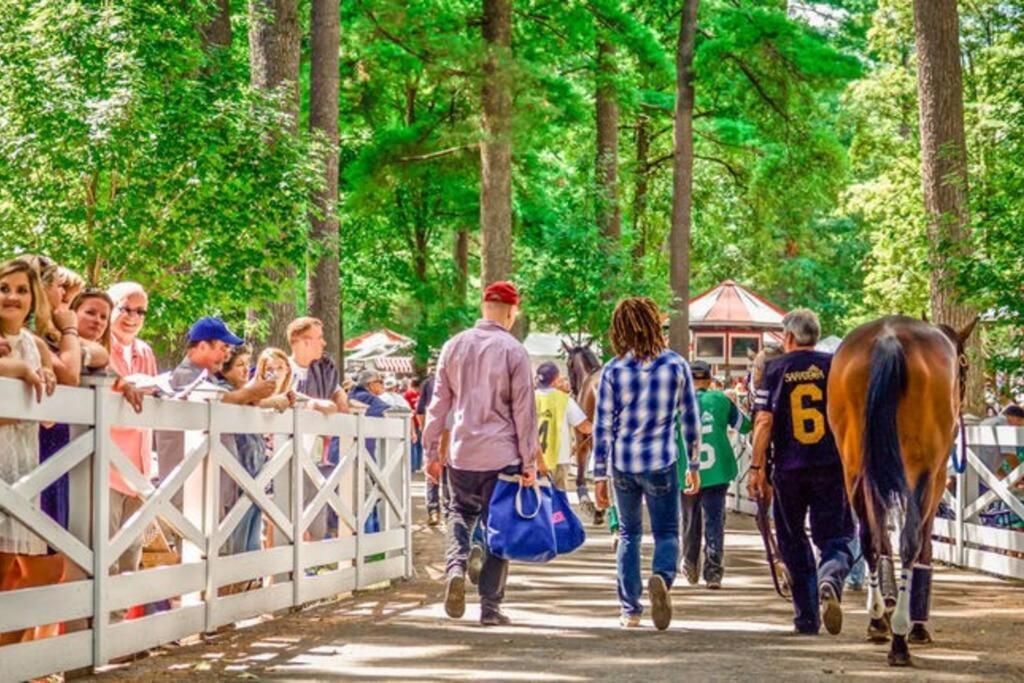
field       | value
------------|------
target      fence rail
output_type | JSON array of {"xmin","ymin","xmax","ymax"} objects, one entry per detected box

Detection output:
[
  {"xmin": 0, "ymin": 376, "xmax": 412, "ymax": 683},
  {"xmin": 726, "ymin": 425, "xmax": 1024, "ymax": 581}
]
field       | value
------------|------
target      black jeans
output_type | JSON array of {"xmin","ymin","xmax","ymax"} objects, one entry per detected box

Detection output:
[
  {"xmin": 772, "ymin": 466, "xmax": 855, "ymax": 632},
  {"xmin": 445, "ymin": 464, "xmax": 519, "ymax": 615},
  {"xmin": 681, "ymin": 483, "xmax": 728, "ymax": 582}
]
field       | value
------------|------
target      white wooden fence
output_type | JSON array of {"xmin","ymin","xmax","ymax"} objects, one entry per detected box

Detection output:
[
  {"xmin": 726, "ymin": 427, "xmax": 1024, "ymax": 581},
  {"xmin": 0, "ymin": 376, "xmax": 412, "ymax": 683}
]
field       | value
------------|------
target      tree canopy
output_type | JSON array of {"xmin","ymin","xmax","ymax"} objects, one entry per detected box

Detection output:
[{"xmin": 0, "ymin": 0, "xmax": 1021, "ymax": 380}]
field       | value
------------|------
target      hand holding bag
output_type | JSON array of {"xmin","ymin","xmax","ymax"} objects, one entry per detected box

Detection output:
[{"xmin": 486, "ymin": 474, "xmax": 558, "ymax": 563}]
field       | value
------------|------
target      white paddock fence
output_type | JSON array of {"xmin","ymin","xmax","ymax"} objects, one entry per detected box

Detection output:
[
  {"xmin": 725, "ymin": 427, "xmax": 1024, "ymax": 581},
  {"xmin": 0, "ymin": 376, "xmax": 412, "ymax": 682}
]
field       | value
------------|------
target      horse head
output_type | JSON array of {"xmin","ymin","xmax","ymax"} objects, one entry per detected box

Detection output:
[
  {"xmin": 936, "ymin": 316, "xmax": 979, "ymax": 405},
  {"xmin": 563, "ymin": 340, "xmax": 601, "ymax": 397}
]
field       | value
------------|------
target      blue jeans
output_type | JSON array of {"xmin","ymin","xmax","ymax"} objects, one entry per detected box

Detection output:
[
  {"xmin": 847, "ymin": 531, "xmax": 866, "ymax": 587},
  {"xmin": 681, "ymin": 483, "xmax": 727, "ymax": 582},
  {"xmin": 613, "ymin": 463, "xmax": 680, "ymax": 616}
]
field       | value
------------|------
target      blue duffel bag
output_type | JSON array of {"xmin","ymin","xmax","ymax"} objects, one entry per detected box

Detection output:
[
  {"xmin": 486, "ymin": 474, "xmax": 558, "ymax": 563},
  {"xmin": 546, "ymin": 478, "xmax": 586, "ymax": 555}
]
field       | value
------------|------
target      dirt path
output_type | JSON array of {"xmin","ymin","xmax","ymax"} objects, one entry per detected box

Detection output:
[{"xmin": 90, "ymin": 481, "xmax": 1024, "ymax": 682}]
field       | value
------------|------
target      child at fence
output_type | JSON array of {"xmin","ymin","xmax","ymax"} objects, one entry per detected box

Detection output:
[
  {"xmin": 0, "ymin": 257, "xmax": 62, "ymax": 645},
  {"xmin": 215, "ymin": 345, "xmax": 293, "ymax": 592}
]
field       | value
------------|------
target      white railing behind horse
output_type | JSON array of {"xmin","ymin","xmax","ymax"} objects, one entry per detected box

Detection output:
[
  {"xmin": 0, "ymin": 376, "xmax": 412, "ymax": 683},
  {"xmin": 726, "ymin": 425, "xmax": 1024, "ymax": 581}
]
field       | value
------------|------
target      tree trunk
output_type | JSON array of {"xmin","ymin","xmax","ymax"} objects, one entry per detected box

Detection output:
[
  {"xmin": 632, "ymin": 112, "xmax": 650, "ymax": 275},
  {"xmin": 669, "ymin": 0, "xmax": 699, "ymax": 357},
  {"xmin": 912, "ymin": 0, "xmax": 983, "ymax": 414},
  {"xmin": 455, "ymin": 227, "xmax": 469, "ymax": 303},
  {"xmin": 199, "ymin": 0, "xmax": 232, "ymax": 50},
  {"xmin": 595, "ymin": 39, "xmax": 620, "ymax": 241},
  {"xmin": 480, "ymin": 0, "xmax": 513, "ymax": 286},
  {"xmin": 248, "ymin": 0, "xmax": 301, "ymax": 349},
  {"xmin": 307, "ymin": 0, "xmax": 341, "ymax": 363}
]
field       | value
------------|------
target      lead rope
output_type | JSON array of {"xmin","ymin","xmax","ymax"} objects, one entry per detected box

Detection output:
[{"xmin": 950, "ymin": 413, "xmax": 968, "ymax": 474}]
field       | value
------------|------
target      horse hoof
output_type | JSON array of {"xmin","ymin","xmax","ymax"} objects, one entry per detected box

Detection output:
[
  {"xmin": 867, "ymin": 617, "xmax": 891, "ymax": 643},
  {"xmin": 887, "ymin": 634, "xmax": 912, "ymax": 667},
  {"xmin": 907, "ymin": 623, "xmax": 933, "ymax": 645}
]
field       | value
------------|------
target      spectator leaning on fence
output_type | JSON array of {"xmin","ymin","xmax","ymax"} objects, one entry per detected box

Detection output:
[
  {"xmin": 104, "ymin": 281, "xmax": 160, "ymax": 589},
  {"xmin": 592, "ymin": 296, "xmax": 702, "ymax": 631},
  {"xmin": 0, "ymin": 257, "xmax": 61, "ymax": 645},
  {"xmin": 287, "ymin": 317, "xmax": 349, "ymax": 414},
  {"xmin": 27, "ymin": 258, "xmax": 90, "ymax": 563},
  {"xmin": 422, "ymin": 280, "xmax": 539, "ymax": 627},
  {"xmin": 214, "ymin": 344, "xmax": 289, "ymax": 558},
  {"xmin": 70, "ymin": 288, "xmax": 114, "ymax": 372},
  {"xmin": 155, "ymin": 318, "xmax": 276, "ymax": 515}
]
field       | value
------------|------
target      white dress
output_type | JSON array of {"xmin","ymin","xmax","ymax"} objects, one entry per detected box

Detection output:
[{"xmin": 0, "ymin": 328, "xmax": 46, "ymax": 555}]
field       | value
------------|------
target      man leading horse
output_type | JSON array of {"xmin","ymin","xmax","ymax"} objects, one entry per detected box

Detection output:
[{"xmin": 748, "ymin": 308, "xmax": 855, "ymax": 636}]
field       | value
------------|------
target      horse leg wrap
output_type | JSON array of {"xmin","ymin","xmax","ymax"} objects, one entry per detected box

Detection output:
[
  {"xmin": 891, "ymin": 569, "xmax": 913, "ymax": 636},
  {"xmin": 866, "ymin": 570, "xmax": 885, "ymax": 620},
  {"xmin": 910, "ymin": 564, "xmax": 932, "ymax": 624},
  {"xmin": 879, "ymin": 556, "xmax": 897, "ymax": 608}
]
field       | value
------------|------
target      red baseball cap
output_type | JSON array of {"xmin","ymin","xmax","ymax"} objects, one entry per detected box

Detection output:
[{"xmin": 483, "ymin": 281, "xmax": 520, "ymax": 306}]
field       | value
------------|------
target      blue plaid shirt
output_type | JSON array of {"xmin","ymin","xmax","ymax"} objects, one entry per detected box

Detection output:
[{"xmin": 592, "ymin": 349, "xmax": 702, "ymax": 478}]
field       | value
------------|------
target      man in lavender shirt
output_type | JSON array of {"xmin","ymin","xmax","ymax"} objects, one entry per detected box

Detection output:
[{"xmin": 422, "ymin": 280, "xmax": 539, "ymax": 626}]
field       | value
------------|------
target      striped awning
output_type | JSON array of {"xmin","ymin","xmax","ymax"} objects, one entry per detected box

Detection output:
[{"xmin": 373, "ymin": 356, "xmax": 414, "ymax": 375}]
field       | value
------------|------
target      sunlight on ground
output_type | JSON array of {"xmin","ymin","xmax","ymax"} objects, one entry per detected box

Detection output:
[{"xmin": 269, "ymin": 642, "xmax": 585, "ymax": 680}]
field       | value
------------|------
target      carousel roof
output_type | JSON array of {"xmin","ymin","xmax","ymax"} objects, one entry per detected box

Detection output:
[{"xmin": 688, "ymin": 280, "xmax": 786, "ymax": 330}]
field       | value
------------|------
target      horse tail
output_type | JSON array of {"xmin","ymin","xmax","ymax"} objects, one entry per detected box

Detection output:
[{"xmin": 862, "ymin": 333, "xmax": 909, "ymax": 515}]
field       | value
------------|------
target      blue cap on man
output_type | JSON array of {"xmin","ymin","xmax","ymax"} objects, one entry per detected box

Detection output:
[{"xmin": 187, "ymin": 317, "xmax": 244, "ymax": 346}]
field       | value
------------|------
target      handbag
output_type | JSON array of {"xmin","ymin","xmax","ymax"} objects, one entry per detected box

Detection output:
[
  {"xmin": 486, "ymin": 474, "xmax": 557, "ymax": 563},
  {"xmin": 546, "ymin": 479, "xmax": 586, "ymax": 555}
]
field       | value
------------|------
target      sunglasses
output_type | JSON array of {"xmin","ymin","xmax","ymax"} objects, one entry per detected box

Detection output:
[{"xmin": 118, "ymin": 306, "xmax": 147, "ymax": 317}]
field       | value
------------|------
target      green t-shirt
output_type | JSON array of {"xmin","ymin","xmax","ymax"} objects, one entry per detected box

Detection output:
[{"xmin": 688, "ymin": 389, "xmax": 751, "ymax": 488}]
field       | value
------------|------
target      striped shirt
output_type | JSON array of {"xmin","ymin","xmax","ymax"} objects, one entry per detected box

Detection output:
[{"xmin": 592, "ymin": 349, "xmax": 702, "ymax": 478}]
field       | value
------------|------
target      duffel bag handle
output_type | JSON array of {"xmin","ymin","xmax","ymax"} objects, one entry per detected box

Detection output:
[
  {"xmin": 497, "ymin": 473, "xmax": 549, "ymax": 520},
  {"xmin": 515, "ymin": 482, "xmax": 542, "ymax": 519}
]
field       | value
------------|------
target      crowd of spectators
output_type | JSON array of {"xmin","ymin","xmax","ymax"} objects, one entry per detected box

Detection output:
[{"xmin": 0, "ymin": 254, "xmax": 424, "ymax": 647}]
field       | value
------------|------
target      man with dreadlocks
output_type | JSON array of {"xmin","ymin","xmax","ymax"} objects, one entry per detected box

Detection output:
[{"xmin": 593, "ymin": 297, "xmax": 702, "ymax": 630}]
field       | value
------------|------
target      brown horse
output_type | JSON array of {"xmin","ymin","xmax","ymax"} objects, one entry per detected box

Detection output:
[
  {"xmin": 564, "ymin": 342, "xmax": 602, "ymax": 523},
  {"xmin": 827, "ymin": 315, "xmax": 975, "ymax": 666}
]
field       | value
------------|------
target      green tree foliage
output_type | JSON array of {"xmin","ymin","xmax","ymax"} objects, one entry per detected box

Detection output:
[
  {"xmin": 1, "ymin": 0, "xmax": 1021, "ymax": 375},
  {"xmin": 0, "ymin": 0, "xmax": 322, "ymax": 355}
]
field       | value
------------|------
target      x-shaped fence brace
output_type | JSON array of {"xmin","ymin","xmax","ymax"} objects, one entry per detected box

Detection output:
[
  {"xmin": 299, "ymin": 438, "xmax": 358, "ymax": 536},
  {"xmin": 212, "ymin": 437, "xmax": 295, "ymax": 548},
  {"xmin": 108, "ymin": 436, "xmax": 207, "ymax": 565}
]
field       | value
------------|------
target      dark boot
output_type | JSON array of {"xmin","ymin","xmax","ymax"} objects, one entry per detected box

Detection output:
[{"xmin": 908, "ymin": 564, "xmax": 933, "ymax": 645}]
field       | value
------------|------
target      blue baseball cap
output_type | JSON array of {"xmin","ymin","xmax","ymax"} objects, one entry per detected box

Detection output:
[{"xmin": 187, "ymin": 317, "xmax": 244, "ymax": 346}]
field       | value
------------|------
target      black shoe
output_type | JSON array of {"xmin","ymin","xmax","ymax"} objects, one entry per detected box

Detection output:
[
  {"xmin": 480, "ymin": 610, "xmax": 511, "ymax": 626},
  {"xmin": 907, "ymin": 622, "xmax": 933, "ymax": 645},
  {"xmin": 444, "ymin": 574, "xmax": 465, "ymax": 619},
  {"xmin": 820, "ymin": 582, "xmax": 843, "ymax": 635},
  {"xmin": 648, "ymin": 575, "xmax": 672, "ymax": 631}
]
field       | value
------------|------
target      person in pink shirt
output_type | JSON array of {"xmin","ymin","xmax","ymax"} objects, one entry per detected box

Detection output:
[
  {"xmin": 106, "ymin": 281, "xmax": 158, "ymax": 578},
  {"xmin": 422, "ymin": 280, "xmax": 539, "ymax": 627}
]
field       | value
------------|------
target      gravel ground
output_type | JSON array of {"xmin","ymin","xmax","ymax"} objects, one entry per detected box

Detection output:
[{"xmin": 88, "ymin": 481, "xmax": 1024, "ymax": 682}]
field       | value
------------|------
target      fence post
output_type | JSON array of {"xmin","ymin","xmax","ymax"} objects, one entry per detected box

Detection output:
[
  {"xmin": 404, "ymin": 415, "xmax": 413, "ymax": 579},
  {"xmin": 291, "ymin": 407, "xmax": 303, "ymax": 607},
  {"xmin": 91, "ymin": 388, "xmax": 111, "ymax": 668},
  {"xmin": 355, "ymin": 415, "xmax": 365, "ymax": 590},
  {"xmin": 204, "ymin": 401, "xmax": 220, "ymax": 631},
  {"xmin": 955, "ymin": 464, "xmax": 965, "ymax": 568}
]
